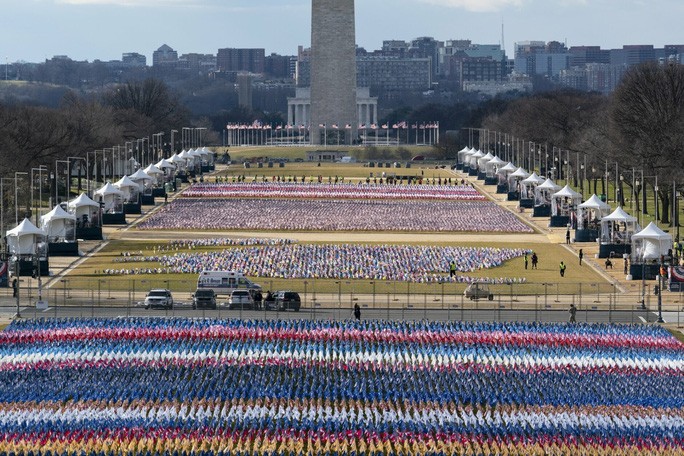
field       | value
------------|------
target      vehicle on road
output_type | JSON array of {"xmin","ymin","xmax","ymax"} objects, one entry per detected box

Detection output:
[
  {"xmin": 463, "ymin": 283, "xmax": 494, "ymax": 301},
  {"xmin": 144, "ymin": 289, "xmax": 174, "ymax": 309},
  {"xmin": 228, "ymin": 289, "xmax": 257, "ymax": 310},
  {"xmin": 197, "ymin": 270, "xmax": 261, "ymax": 295},
  {"xmin": 264, "ymin": 290, "xmax": 301, "ymax": 312},
  {"xmin": 192, "ymin": 289, "xmax": 217, "ymax": 310}
]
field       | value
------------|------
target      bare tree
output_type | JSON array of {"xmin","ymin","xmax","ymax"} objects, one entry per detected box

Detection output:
[{"xmin": 611, "ymin": 61, "xmax": 684, "ymax": 224}]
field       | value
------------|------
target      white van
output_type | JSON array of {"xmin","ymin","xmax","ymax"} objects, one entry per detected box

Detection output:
[{"xmin": 197, "ymin": 270, "xmax": 261, "ymax": 295}]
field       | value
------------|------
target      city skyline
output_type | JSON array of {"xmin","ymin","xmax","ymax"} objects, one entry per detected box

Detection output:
[{"xmin": 2, "ymin": 0, "xmax": 684, "ymax": 64}]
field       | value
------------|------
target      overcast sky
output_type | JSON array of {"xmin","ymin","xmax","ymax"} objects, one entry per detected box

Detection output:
[{"xmin": 2, "ymin": 0, "xmax": 684, "ymax": 63}]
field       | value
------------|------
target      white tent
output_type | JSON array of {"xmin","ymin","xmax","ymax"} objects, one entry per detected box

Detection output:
[
  {"xmin": 68, "ymin": 193, "xmax": 101, "ymax": 226},
  {"xmin": 520, "ymin": 172, "xmax": 545, "ymax": 200},
  {"xmin": 551, "ymin": 185, "xmax": 583, "ymax": 217},
  {"xmin": 477, "ymin": 152, "xmax": 494, "ymax": 172},
  {"xmin": 6, "ymin": 218, "xmax": 47, "ymax": 256},
  {"xmin": 113, "ymin": 175, "xmax": 141, "ymax": 202},
  {"xmin": 178, "ymin": 149, "xmax": 195, "ymax": 167},
  {"xmin": 457, "ymin": 146, "xmax": 471, "ymax": 165},
  {"xmin": 40, "ymin": 205, "xmax": 76, "ymax": 243},
  {"xmin": 129, "ymin": 169, "xmax": 153, "ymax": 190},
  {"xmin": 484, "ymin": 156, "xmax": 506, "ymax": 178},
  {"xmin": 577, "ymin": 194, "xmax": 611, "ymax": 229},
  {"xmin": 94, "ymin": 182, "xmax": 124, "ymax": 213},
  {"xmin": 496, "ymin": 162, "xmax": 517, "ymax": 186},
  {"xmin": 534, "ymin": 178, "xmax": 561, "ymax": 206},
  {"xmin": 156, "ymin": 158, "xmax": 176, "ymax": 170},
  {"xmin": 168, "ymin": 153, "xmax": 187, "ymax": 171},
  {"xmin": 631, "ymin": 222, "xmax": 672, "ymax": 261},
  {"xmin": 507, "ymin": 167, "xmax": 529, "ymax": 193},
  {"xmin": 600, "ymin": 206, "xmax": 639, "ymax": 245},
  {"xmin": 468, "ymin": 149, "xmax": 484, "ymax": 168}
]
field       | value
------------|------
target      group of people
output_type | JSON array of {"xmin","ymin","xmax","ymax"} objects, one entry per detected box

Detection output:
[{"xmin": 0, "ymin": 317, "xmax": 681, "ymax": 455}]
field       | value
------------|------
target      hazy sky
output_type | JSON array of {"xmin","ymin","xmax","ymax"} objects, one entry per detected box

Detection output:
[{"xmin": 2, "ymin": 0, "xmax": 684, "ymax": 63}]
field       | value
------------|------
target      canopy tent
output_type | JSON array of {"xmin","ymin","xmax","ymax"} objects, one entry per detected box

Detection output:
[
  {"xmin": 600, "ymin": 206, "xmax": 639, "ymax": 245},
  {"xmin": 507, "ymin": 167, "xmax": 529, "ymax": 192},
  {"xmin": 155, "ymin": 158, "xmax": 176, "ymax": 171},
  {"xmin": 496, "ymin": 162, "xmax": 517, "ymax": 187},
  {"xmin": 484, "ymin": 156, "xmax": 506, "ymax": 179},
  {"xmin": 631, "ymin": 222, "xmax": 672, "ymax": 262},
  {"xmin": 143, "ymin": 164, "xmax": 164, "ymax": 186},
  {"xmin": 94, "ymin": 182, "xmax": 124, "ymax": 213},
  {"xmin": 468, "ymin": 149, "xmax": 484, "ymax": 168},
  {"xmin": 520, "ymin": 172, "xmax": 545, "ymax": 200},
  {"xmin": 477, "ymin": 152, "xmax": 494, "ymax": 173},
  {"xmin": 534, "ymin": 179, "xmax": 561, "ymax": 207},
  {"xmin": 577, "ymin": 194, "xmax": 611, "ymax": 230},
  {"xmin": 113, "ymin": 175, "xmax": 141, "ymax": 203},
  {"xmin": 168, "ymin": 153, "xmax": 187, "ymax": 171},
  {"xmin": 178, "ymin": 149, "xmax": 195, "ymax": 167},
  {"xmin": 40, "ymin": 205, "xmax": 76, "ymax": 243},
  {"xmin": 551, "ymin": 185, "xmax": 583, "ymax": 217},
  {"xmin": 6, "ymin": 218, "xmax": 47, "ymax": 256},
  {"xmin": 129, "ymin": 169, "xmax": 154, "ymax": 190},
  {"xmin": 457, "ymin": 147, "xmax": 472, "ymax": 166},
  {"xmin": 68, "ymin": 193, "xmax": 101, "ymax": 228}
]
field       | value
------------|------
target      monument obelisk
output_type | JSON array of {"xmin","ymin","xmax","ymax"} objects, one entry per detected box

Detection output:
[{"xmin": 310, "ymin": 0, "xmax": 357, "ymax": 145}]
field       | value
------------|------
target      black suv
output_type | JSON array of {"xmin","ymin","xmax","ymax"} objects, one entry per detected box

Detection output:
[
  {"xmin": 192, "ymin": 289, "xmax": 217, "ymax": 309},
  {"xmin": 265, "ymin": 291, "xmax": 301, "ymax": 312}
]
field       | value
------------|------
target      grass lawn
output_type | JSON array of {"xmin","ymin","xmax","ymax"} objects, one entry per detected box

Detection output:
[{"xmin": 67, "ymin": 239, "xmax": 609, "ymax": 296}]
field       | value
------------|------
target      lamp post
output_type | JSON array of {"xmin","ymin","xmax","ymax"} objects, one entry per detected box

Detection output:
[
  {"xmin": 55, "ymin": 160, "xmax": 70, "ymax": 204},
  {"xmin": 68, "ymin": 156, "xmax": 85, "ymax": 193},
  {"xmin": 14, "ymin": 172, "xmax": 28, "ymax": 225},
  {"xmin": 30, "ymin": 166, "xmax": 47, "ymax": 225},
  {"xmin": 170, "ymin": 130, "xmax": 178, "ymax": 156}
]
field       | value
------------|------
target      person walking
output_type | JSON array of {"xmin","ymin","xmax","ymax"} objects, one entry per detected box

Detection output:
[
  {"xmin": 531, "ymin": 253, "xmax": 538, "ymax": 269},
  {"xmin": 524, "ymin": 253, "xmax": 528, "ymax": 270},
  {"xmin": 559, "ymin": 261, "xmax": 567, "ymax": 277},
  {"xmin": 449, "ymin": 261, "xmax": 457, "ymax": 278},
  {"xmin": 12, "ymin": 277, "xmax": 18, "ymax": 298},
  {"xmin": 578, "ymin": 249, "xmax": 583, "ymax": 266},
  {"xmin": 566, "ymin": 229, "xmax": 571, "ymax": 244},
  {"xmin": 569, "ymin": 303, "xmax": 577, "ymax": 323},
  {"xmin": 353, "ymin": 303, "xmax": 361, "ymax": 321}
]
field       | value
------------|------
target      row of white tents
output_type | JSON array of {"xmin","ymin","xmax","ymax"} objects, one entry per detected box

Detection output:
[{"xmin": 457, "ymin": 146, "xmax": 673, "ymax": 267}]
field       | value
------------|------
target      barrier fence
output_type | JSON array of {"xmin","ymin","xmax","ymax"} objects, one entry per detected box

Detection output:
[{"xmin": 2, "ymin": 278, "xmax": 683, "ymax": 326}]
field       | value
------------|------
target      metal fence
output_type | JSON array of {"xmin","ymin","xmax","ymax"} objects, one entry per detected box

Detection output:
[{"xmin": 2, "ymin": 279, "xmax": 682, "ymax": 326}]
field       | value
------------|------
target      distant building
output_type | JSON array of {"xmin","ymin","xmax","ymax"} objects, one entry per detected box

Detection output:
[
  {"xmin": 514, "ymin": 40, "xmax": 570, "ymax": 78},
  {"xmin": 216, "ymin": 48, "xmax": 265, "ymax": 74},
  {"xmin": 237, "ymin": 73, "xmax": 254, "ymax": 109},
  {"xmin": 152, "ymin": 44, "xmax": 178, "ymax": 68},
  {"xmin": 178, "ymin": 53, "xmax": 216, "ymax": 74},
  {"xmin": 357, "ymin": 56, "xmax": 432, "ymax": 91},
  {"xmin": 121, "ymin": 53, "xmax": 147, "ymax": 67},
  {"xmin": 265, "ymin": 53, "xmax": 294, "ymax": 79}
]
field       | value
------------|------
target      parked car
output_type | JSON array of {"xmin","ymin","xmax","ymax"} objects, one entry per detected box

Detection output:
[
  {"xmin": 228, "ymin": 289, "xmax": 256, "ymax": 310},
  {"xmin": 463, "ymin": 283, "xmax": 494, "ymax": 301},
  {"xmin": 192, "ymin": 289, "xmax": 217, "ymax": 310},
  {"xmin": 144, "ymin": 289, "xmax": 174, "ymax": 309},
  {"xmin": 264, "ymin": 290, "xmax": 301, "ymax": 312}
]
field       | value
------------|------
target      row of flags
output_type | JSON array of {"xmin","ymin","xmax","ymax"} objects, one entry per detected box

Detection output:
[{"xmin": 226, "ymin": 122, "xmax": 440, "ymax": 130}]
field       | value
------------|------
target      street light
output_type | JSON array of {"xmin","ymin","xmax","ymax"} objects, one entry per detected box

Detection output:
[
  {"xmin": 14, "ymin": 172, "xmax": 28, "ymax": 225},
  {"xmin": 55, "ymin": 160, "xmax": 70, "ymax": 204},
  {"xmin": 30, "ymin": 166, "xmax": 48, "ymax": 225}
]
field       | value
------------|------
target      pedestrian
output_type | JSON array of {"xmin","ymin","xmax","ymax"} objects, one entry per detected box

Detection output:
[
  {"xmin": 624, "ymin": 258, "xmax": 629, "ymax": 275},
  {"xmin": 578, "ymin": 249, "xmax": 583, "ymax": 266},
  {"xmin": 449, "ymin": 260, "xmax": 457, "ymax": 278},
  {"xmin": 12, "ymin": 277, "xmax": 18, "ymax": 298},
  {"xmin": 164, "ymin": 193, "xmax": 168, "ymax": 204},
  {"xmin": 569, "ymin": 303, "xmax": 577, "ymax": 323},
  {"xmin": 565, "ymin": 229, "xmax": 571, "ymax": 244},
  {"xmin": 531, "ymin": 252, "xmax": 538, "ymax": 269},
  {"xmin": 559, "ymin": 261, "xmax": 566, "ymax": 277},
  {"xmin": 524, "ymin": 253, "xmax": 528, "ymax": 270},
  {"xmin": 353, "ymin": 303, "xmax": 361, "ymax": 320}
]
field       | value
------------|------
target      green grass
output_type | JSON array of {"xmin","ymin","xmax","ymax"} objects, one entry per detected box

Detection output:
[
  {"xmin": 67, "ymin": 239, "xmax": 608, "ymax": 296},
  {"xmin": 667, "ymin": 329, "xmax": 684, "ymax": 344},
  {"xmin": 221, "ymin": 145, "xmax": 440, "ymax": 163}
]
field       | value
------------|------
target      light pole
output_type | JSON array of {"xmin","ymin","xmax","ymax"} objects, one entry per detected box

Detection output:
[
  {"xmin": 55, "ymin": 160, "xmax": 70, "ymax": 204},
  {"xmin": 30, "ymin": 166, "xmax": 47, "ymax": 225},
  {"xmin": 170, "ymin": 130, "xmax": 178, "ymax": 156},
  {"xmin": 14, "ymin": 172, "xmax": 28, "ymax": 225},
  {"xmin": 68, "ymin": 156, "xmax": 85, "ymax": 193}
]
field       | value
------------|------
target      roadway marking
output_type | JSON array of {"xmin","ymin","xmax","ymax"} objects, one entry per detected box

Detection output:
[{"xmin": 638, "ymin": 316, "xmax": 647, "ymax": 323}]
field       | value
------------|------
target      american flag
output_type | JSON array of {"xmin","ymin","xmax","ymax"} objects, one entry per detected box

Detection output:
[
  {"xmin": 345, "ymin": 124, "xmax": 352, "ymax": 129},
  {"xmin": 331, "ymin": 124, "xmax": 339, "ymax": 129}
]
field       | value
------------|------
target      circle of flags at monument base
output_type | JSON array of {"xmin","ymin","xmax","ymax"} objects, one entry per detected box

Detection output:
[
  {"xmin": 106, "ymin": 243, "xmax": 529, "ymax": 284},
  {"xmin": 0, "ymin": 318, "xmax": 682, "ymax": 455}
]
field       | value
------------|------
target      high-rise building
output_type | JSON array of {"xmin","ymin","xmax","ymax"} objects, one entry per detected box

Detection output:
[
  {"xmin": 216, "ymin": 48, "xmax": 265, "ymax": 74},
  {"xmin": 310, "ymin": 0, "xmax": 357, "ymax": 145},
  {"xmin": 152, "ymin": 44, "xmax": 178, "ymax": 68}
]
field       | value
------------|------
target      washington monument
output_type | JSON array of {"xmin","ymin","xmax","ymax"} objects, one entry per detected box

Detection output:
[{"xmin": 310, "ymin": 0, "xmax": 357, "ymax": 145}]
